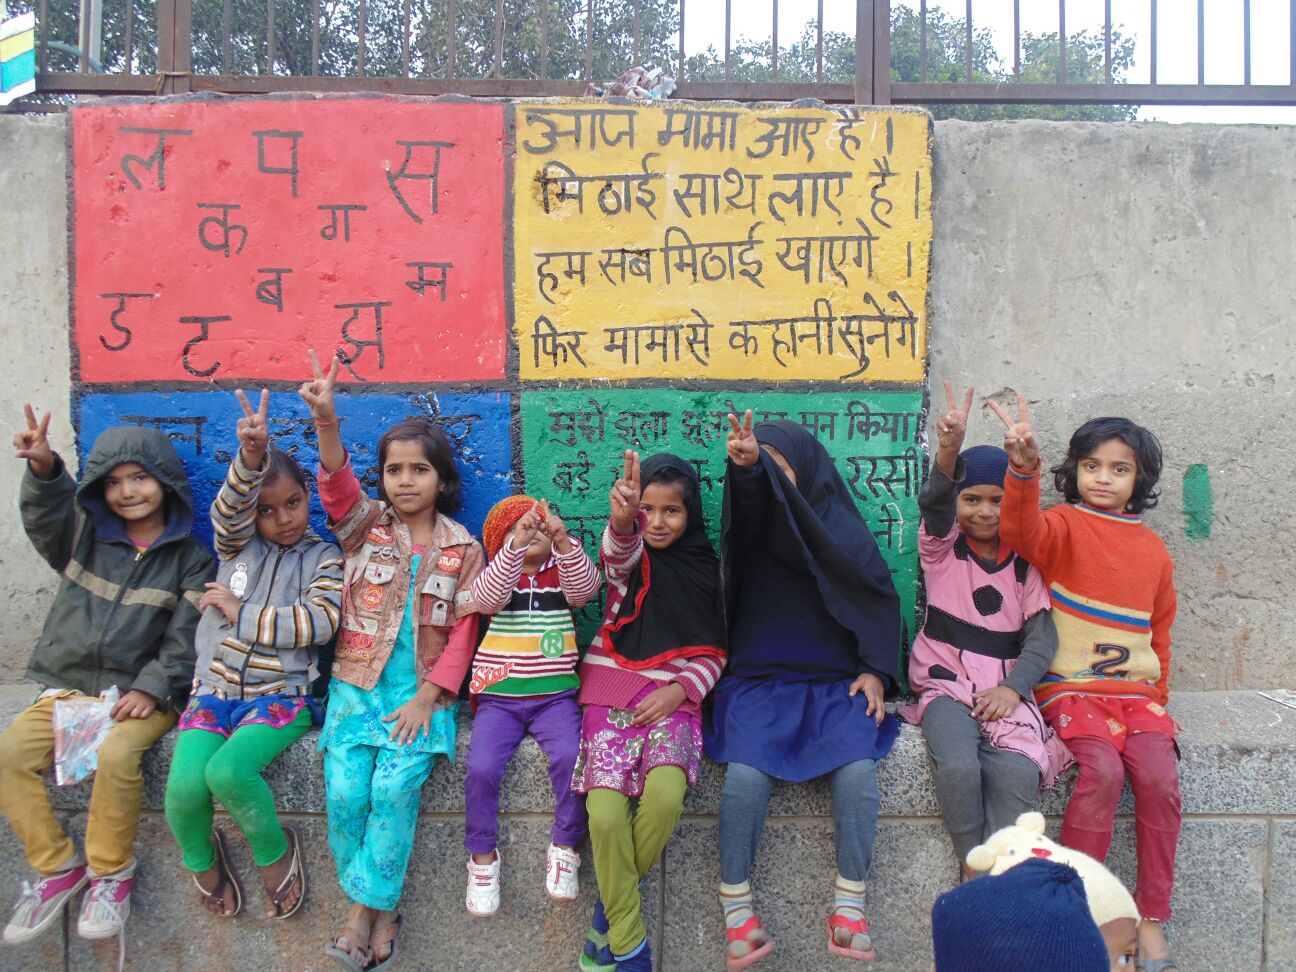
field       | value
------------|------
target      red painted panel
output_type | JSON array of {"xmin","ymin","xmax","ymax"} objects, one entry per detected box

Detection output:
[{"xmin": 71, "ymin": 98, "xmax": 507, "ymax": 383}]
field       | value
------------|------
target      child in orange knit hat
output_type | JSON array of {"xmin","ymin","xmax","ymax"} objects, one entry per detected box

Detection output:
[{"xmin": 463, "ymin": 495, "xmax": 602, "ymax": 916}]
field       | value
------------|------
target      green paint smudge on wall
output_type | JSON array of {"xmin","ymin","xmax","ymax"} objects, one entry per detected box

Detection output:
[{"xmin": 1183, "ymin": 464, "xmax": 1213, "ymax": 541}]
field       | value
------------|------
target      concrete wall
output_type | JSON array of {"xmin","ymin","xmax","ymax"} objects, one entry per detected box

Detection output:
[{"xmin": 0, "ymin": 109, "xmax": 1293, "ymax": 689}]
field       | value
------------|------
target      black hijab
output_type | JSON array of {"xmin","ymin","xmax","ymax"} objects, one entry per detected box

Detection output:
[
  {"xmin": 603, "ymin": 454, "xmax": 727, "ymax": 669},
  {"xmin": 721, "ymin": 421, "xmax": 900, "ymax": 690}
]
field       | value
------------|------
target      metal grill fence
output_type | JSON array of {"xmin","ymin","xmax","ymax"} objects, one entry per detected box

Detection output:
[{"xmin": 10, "ymin": 0, "xmax": 1296, "ymax": 106}]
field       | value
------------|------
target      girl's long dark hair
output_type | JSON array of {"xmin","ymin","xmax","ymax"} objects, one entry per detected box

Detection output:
[{"xmin": 1052, "ymin": 417, "xmax": 1163, "ymax": 514}]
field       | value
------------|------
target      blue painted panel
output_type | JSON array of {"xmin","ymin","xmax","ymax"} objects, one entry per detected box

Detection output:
[{"xmin": 76, "ymin": 390, "xmax": 514, "ymax": 547}]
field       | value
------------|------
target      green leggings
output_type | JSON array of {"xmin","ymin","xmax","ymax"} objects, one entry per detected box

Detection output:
[
  {"xmin": 164, "ymin": 709, "xmax": 311, "ymax": 871},
  {"xmin": 587, "ymin": 766, "xmax": 687, "ymax": 956}
]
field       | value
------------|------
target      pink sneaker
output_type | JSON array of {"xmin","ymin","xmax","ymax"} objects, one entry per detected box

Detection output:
[
  {"xmin": 4, "ymin": 863, "xmax": 89, "ymax": 945},
  {"xmin": 77, "ymin": 861, "xmax": 135, "ymax": 940}
]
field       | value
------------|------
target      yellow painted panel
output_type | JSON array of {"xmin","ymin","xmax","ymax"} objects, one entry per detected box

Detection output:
[{"xmin": 512, "ymin": 101, "xmax": 932, "ymax": 384}]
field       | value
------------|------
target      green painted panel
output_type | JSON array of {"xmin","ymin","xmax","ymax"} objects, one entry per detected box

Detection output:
[{"xmin": 520, "ymin": 388, "xmax": 924, "ymax": 668}]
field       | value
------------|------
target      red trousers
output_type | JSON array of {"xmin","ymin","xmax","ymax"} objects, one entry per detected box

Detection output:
[{"xmin": 1060, "ymin": 731, "xmax": 1181, "ymax": 921}]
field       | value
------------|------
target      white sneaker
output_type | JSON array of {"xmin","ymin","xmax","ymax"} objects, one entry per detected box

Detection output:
[
  {"xmin": 76, "ymin": 859, "xmax": 135, "ymax": 940},
  {"xmin": 546, "ymin": 843, "xmax": 580, "ymax": 902},
  {"xmin": 466, "ymin": 852, "xmax": 500, "ymax": 917}
]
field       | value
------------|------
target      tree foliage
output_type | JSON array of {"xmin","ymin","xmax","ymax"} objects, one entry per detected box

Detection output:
[{"xmin": 13, "ymin": 0, "xmax": 1135, "ymax": 121}]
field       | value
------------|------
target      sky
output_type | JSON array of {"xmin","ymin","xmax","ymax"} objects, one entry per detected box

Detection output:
[{"xmin": 677, "ymin": 0, "xmax": 1296, "ymax": 124}]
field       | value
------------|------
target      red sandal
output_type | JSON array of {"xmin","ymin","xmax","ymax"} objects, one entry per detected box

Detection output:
[
  {"xmin": 725, "ymin": 915, "xmax": 774, "ymax": 970},
  {"xmin": 827, "ymin": 913, "xmax": 877, "ymax": 962}
]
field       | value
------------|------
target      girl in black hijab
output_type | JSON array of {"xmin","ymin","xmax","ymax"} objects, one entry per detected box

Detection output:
[{"xmin": 704, "ymin": 413, "xmax": 901, "ymax": 968}]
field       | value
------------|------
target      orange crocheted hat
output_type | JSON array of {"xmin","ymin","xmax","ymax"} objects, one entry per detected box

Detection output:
[{"xmin": 481, "ymin": 494, "xmax": 540, "ymax": 559}]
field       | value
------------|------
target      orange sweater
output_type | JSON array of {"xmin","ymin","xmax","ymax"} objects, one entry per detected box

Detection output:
[{"xmin": 999, "ymin": 464, "xmax": 1177, "ymax": 710}]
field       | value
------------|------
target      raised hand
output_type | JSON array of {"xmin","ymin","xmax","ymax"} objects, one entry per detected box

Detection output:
[
  {"xmin": 539, "ymin": 499, "xmax": 574, "ymax": 554},
  {"xmin": 13, "ymin": 404, "xmax": 55, "ymax": 479},
  {"xmin": 234, "ymin": 388, "xmax": 271, "ymax": 468},
  {"xmin": 937, "ymin": 382, "xmax": 974, "ymax": 453},
  {"xmin": 510, "ymin": 501, "xmax": 544, "ymax": 550},
  {"xmin": 609, "ymin": 449, "xmax": 641, "ymax": 535},
  {"xmin": 726, "ymin": 409, "xmax": 758, "ymax": 467},
  {"xmin": 987, "ymin": 393, "xmax": 1040, "ymax": 471},
  {"xmin": 298, "ymin": 348, "xmax": 340, "ymax": 423}
]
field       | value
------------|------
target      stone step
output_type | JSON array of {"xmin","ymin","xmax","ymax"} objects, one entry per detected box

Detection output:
[{"xmin": 0, "ymin": 685, "xmax": 1292, "ymax": 971}]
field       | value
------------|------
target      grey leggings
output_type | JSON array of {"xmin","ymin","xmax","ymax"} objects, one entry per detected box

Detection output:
[
  {"xmin": 718, "ymin": 759, "xmax": 880, "ymax": 885},
  {"xmin": 922, "ymin": 695, "xmax": 1040, "ymax": 861}
]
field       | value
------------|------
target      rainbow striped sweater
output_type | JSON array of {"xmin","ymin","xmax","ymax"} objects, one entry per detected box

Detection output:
[{"xmin": 1000, "ymin": 464, "xmax": 1177, "ymax": 711}]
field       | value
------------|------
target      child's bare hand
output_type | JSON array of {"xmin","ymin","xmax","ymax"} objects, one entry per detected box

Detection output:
[
  {"xmin": 848, "ymin": 672, "xmax": 887, "ymax": 724},
  {"xmin": 632, "ymin": 683, "xmax": 687, "ymax": 726},
  {"xmin": 937, "ymin": 382, "xmax": 974, "ymax": 453},
  {"xmin": 609, "ymin": 450, "xmax": 641, "ymax": 535},
  {"xmin": 510, "ymin": 501, "xmax": 543, "ymax": 549},
  {"xmin": 110, "ymin": 689, "xmax": 158, "ymax": 722},
  {"xmin": 199, "ymin": 582, "xmax": 242, "ymax": 623},
  {"xmin": 234, "ymin": 388, "xmax": 271, "ymax": 468},
  {"xmin": 725, "ymin": 410, "xmax": 759, "ymax": 467},
  {"xmin": 298, "ymin": 349, "xmax": 340, "ymax": 423},
  {"xmin": 971, "ymin": 685, "xmax": 1020, "ymax": 722},
  {"xmin": 13, "ymin": 404, "xmax": 55, "ymax": 478},
  {"xmin": 987, "ymin": 393, "xmax": 1040, "ymax": 470},
  {"xmin": 540, "ymin": 500, "xmax": 574, "ymax": 553},
  {"xmin": 382, "ymin": 683, "xmax": 442, "ymax": 746}
]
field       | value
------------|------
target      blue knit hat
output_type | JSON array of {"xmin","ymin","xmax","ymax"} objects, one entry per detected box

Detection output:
[
  {"xmin": 931, "ymin": 859, "xmax": 1109, "ymax": 972},
  {"xmin": 959, "ymin": 444, "xmax": 1009, "ymax": 493}
]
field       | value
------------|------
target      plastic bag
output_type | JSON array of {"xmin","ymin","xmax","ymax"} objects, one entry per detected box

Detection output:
[
  {"xmin": 53, "ymin": 686, "xmax": 120, "ymax": 786},
  {"xmin": 586, "ymin": 63, "xmax": 676, "ymax": 100}
]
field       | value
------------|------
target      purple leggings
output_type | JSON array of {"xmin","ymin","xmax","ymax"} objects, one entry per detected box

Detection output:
[{"xmin": 464, "ymin": 690, "xmax": 587, "ymax": 854}]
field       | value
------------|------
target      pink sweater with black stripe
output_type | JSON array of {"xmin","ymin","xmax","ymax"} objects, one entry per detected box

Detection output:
[{"xmin": 576, "ymin": 513, "xmax": 725, "ymax": 714}]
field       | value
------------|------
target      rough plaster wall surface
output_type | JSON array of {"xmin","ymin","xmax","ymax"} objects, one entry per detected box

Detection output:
[
  {"xmin": 0, "ymin": 114, "xmax": 75, "ymax": 684},
  {"xmin": 1, "ymin": 114, "xmax": 1294, "ymax": 692},
  {"xmin": 929, "ymin": 118, "xmax": 1296, "ymax": 692}
]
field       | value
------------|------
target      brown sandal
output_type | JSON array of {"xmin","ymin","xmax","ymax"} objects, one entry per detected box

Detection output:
[
  {"xmin": 265, "ymin": 824, "xmax": 307, "ymax": 920},
  {"xmin": 194, "ymin": 828, "xmax": 242, "ymax": 918}
]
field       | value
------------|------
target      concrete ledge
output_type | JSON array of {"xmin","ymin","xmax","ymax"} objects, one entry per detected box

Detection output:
[{"xmin": 1, "ymin": 686, "xmax": 1293, "ymax": 971}]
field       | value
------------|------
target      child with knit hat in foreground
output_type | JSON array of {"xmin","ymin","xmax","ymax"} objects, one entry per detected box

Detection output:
[
  {"xmin": 931, "ymin": 857, "xmax": 1110, "ymax": 972},
  {"xmin": 463, "ymin": 495, "xmax": 601, "ymax": 916},
  {"xmin": 966, "ymin": 811, "xmax": 1140, "ymax": 970}
]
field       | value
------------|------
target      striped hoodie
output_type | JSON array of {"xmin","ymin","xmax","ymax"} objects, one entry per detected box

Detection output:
[
  {"xmin": 193, "ymin": 452, "xmax": 344, "ymax": 699},
  {"xmin": 468, "ymin": 538, "xmax": 601, "ymax": 697},
  {"xmin": 577, "ymin": 513, "xmax": 726, "ymax": 714},
  {"xmin": 999, "ymin": 464, "xmax": 1177, "ymax": 711}
]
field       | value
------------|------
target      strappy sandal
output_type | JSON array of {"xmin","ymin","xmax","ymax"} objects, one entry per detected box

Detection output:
[
  {"xmin": 369, "ymin": 913, "xmax": 403, "ymax": 972},
  {"xmin": 193, "ymin": 828, "xmax": 242, "ymax": 918},
  {"xmin": 325, "ymin": 920, "xmax": 373, "ymax": 972},
  {"xmin": 725, "ymin": 914, "xmax": 774, "ymax": 969},
  {"xmin": 265, "ymin": 824, "xmax": 307, "ymax": 920},
  {"xmin": 827, "ymin": 914, "xmax": 878, "ymax": 962}
]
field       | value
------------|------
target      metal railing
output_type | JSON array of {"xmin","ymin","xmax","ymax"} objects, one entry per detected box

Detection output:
[{"xmin": 14, "ymin": 0, "xmax": 1296, "ymax": 107}]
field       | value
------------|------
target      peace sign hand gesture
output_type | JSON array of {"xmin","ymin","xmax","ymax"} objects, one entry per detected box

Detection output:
[
  {"xmin": 936, "ymin": 382, "xmax": 974, "ymax": 453},
  {"xmin": 234, "ymin": 388, "xmax": 271, "ymax": 469},
  {"xmin": 726, "ymin": 410, "xmax": 758, "ymax": 467},
  {"xmin": 298, "ymin": 349, "xmax": 340, "ymax": 423},
  {"xmin": 609, "ymin": 450, "xmax": 641, "ymax": 535},
  {"xmin": 13, "ymin": 404, "xmax": 55, "ymax": 479},
  {"xmin": 987, "ymin": 393, "xmax": 1040, "ymax": 471}
]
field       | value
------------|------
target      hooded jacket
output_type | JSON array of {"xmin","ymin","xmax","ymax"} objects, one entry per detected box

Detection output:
[
  {"xmin": 20, "ymin": 426, "xmax": 215, "ymax": 709},
  {"xmin": 193, "ymin": 451, "xmax": 344, "ymax": 699}
]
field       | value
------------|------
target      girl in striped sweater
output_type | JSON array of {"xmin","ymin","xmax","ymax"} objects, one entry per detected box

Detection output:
[
  {"xmin": 463, "ymin": 494, "xmax": 601, "ymax": 916},
  {"xmin": 165, "ymin": 389, "xmax": 344, "ymax": 921},
  {"xmin": 991, "ymin": 396, "xmax": 1180, "ymax": 972},
  {"xmin": 574, "ymin": 451, "xmax": 727, "ymax": 972}
]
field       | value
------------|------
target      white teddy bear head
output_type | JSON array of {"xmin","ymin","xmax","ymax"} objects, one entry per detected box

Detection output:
[{"xmin": 966, "ymin": 812, "xmax": 1138, "ymax": 928}]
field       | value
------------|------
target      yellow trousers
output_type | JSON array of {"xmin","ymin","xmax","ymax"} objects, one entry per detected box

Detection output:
[{"xmin": 0, "ymin": 691, "xmax": 175, "ymax": 875}]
